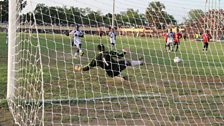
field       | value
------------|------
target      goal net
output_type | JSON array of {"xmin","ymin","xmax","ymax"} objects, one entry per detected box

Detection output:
[{"xmin": 7, "ymin": 0, "xmax": 224, "ymax": 125}]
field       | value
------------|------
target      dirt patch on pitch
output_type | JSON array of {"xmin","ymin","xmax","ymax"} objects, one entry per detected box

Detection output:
[{"xmin": 0, "ymin": 107, "xmax": 17, "ymax": 126}]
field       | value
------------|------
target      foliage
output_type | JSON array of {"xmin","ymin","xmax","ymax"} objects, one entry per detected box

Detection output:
[
  {"xmin": 0, "ymin": 0, "xmax": 27, "ymax": 23},
  {"xmin": 145, "ymin": 1, "xmax": 176, "ymax": 29},
  {"xmin": 185, "ymin": 9, "xmax": 204, "ymax": 22},
  {"xmin": 2, "ymin": 1, "xmax": 176, "ymax": 28},
  {"xmin": 20, "ymin": 4, "xmax": 148, "ymax": 27}
]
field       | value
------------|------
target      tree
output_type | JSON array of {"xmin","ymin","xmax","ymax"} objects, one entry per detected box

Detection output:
[
  {"xmin": 118, "ymin": 8, "xmax": 146, "ymax": 26},
  {"xmin": 186, "ymin": 9, "xmax": 204, "ymax": 22},
  {"xmin": 0, "ymin": 0, "xmax": 27, "ymax": 22},
  {"xmin": 86, "ymin": 10, "xmax": 102, "ymax": 26},
  {"xmin": 145, "ymin": 1, "xmax": 176, "ymax": 29},
  {"xmin": 19, "ymin": 4, "xmax": 147, "ymax": 27}
]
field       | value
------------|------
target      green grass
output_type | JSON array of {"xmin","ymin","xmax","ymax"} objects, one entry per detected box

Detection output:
[
  {"xmin": 0, "ymin": 32, "xmax": 7, "ymax": 100},
  {"xmin": 1, "ymin": 32, "xmax": 224, "ymax": 125},
  {"xmin": 31, "ymin": 32, "xmax": 224, "ymax": 99}
]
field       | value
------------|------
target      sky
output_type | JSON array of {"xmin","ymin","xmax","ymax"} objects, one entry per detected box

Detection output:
[{"xmin": 22, "ymin": 0, "xmax": 224, "ymax": 23}]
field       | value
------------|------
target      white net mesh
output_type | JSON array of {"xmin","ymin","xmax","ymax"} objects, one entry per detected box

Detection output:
[{"xmin": 8, "ymin": 0, "xmax": 224, "ymax": 125}]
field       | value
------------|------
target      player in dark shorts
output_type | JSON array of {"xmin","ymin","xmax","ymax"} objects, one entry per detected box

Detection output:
[
  {"xmin": 172, "ymin": 28, "xmax": 182, "ymax": 52},
  {"xmin": 202, "ymin": 30, "xmax": 212, "ymax": 51},
  {"xmin": 75, "ymin": 44, "xmax": 144, "ymax": 79}
]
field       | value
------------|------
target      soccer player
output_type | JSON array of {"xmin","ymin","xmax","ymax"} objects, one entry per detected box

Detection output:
[
  {"xmin": 172, "ymin": 28, "xmax": 182, "ymax": 52},
  {"xmin": 162, "ymin": 30, "xmax": 168, "ymax": 50},
  {"xmin": 74, "ymin": 44, "xmax": 144, "ymax": 80},
  {"xmin": 108, "ymin": 27, "xmax": 116, "ymax": 49},
  {"xmin": 69, "ymin": 25, "xmax": 84, "ymax": 58},
  {"xmin": 183, "ymin": 32, "xmax": 187, "ymax": 41},
  {"xmin": 202, "ymin": 30, "xmax": 212, "ymax": 51},
  {"xmin": 166, "ymin": 29, "xmax": 175, "ymax": 52},
  {"xmin": 98, "ymin": 27, "xmax": 104, "ymax": 39}
]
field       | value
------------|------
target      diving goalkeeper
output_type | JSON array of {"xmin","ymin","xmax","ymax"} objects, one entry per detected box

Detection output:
[{"xmin": 74, "ymin": 44, "xmax": 144, "ymax": 79}]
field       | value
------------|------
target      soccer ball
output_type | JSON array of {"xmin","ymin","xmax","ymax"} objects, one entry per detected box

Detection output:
[
  {"xmin": 74, "ymin": 65, "xmax": 81, "ymax": 71},
  {"xmin": 174, "ymin": 57, "xmax": 181, "ymax": 63}
]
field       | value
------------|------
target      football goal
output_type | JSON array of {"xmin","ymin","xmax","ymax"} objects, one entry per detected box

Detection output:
[{"xmin": 7, "ymin": 0, "xmax": 224, "ymax": 125}]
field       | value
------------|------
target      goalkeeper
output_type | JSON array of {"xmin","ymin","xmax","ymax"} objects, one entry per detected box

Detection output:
[{"xmin": 75, "ymin": 44, "xmax": 144, "ymax": 79}]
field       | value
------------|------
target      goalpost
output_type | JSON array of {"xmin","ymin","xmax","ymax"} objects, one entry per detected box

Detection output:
[
  {"xmin": 7, "ymin": 0, "xmax": 16, "ymax": 100},
  {"xmin": 7, "ymin": 0, "xmax": 224, "ymax": 125}
]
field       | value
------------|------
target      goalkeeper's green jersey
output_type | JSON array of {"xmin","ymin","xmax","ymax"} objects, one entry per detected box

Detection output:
[{"xmin": 82, "ymin": 50, "xmax": 127, "ymax": 77}]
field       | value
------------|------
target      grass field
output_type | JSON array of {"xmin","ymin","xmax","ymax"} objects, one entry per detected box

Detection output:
[
  {"xmin": 0, "ymin": 32, "xmax": 16, "ymax": 126},
  {"xmin": 1, "ymin": 32, "xmax": 224, "ymax": 125}
]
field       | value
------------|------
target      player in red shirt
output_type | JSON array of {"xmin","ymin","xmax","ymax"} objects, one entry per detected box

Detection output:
[
  {"xmin": 202, "ymin": 30, "xmax": 212, "ymax": 51},
  {"xmin": 162, "ymin": 30, "xmax": 168, "ymax": 50},
  {"xmin": 172, "ymin": 28, "xmax": 182, "ymax": 52}
]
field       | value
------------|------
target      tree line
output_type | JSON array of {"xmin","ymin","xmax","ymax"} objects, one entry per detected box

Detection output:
[
  {"xmin": 1, "ymin": 0, "xmax": 177, "ymax": 29},
  {"xmin": 21, "ymin": 4, "xmax": 147, "ymax": 27}
]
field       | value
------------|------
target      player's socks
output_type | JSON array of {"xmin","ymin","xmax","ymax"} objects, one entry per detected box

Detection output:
[
  {"xmin": 74, "ymin": 53, "xmax": 78, "ymax": 59},
  {"xmin": 79, "ymin": 50, "xmax": 84, "ymax": 56},
  {"xmin": 130, "ymin": 60, "xmax": 144, "ymax": 66}
]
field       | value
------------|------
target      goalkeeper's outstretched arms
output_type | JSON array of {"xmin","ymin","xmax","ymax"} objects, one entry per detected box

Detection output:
[{"xmin": 74, "ymin": 59, "xmax": 97, "ymax": 72}]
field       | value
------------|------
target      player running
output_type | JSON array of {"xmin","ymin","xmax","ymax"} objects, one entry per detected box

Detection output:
[
  {"xmin": 202, "ymin": 30, "xmax": 212, "ymax": 52},
  {"xmin": 166, "ymin": 29, "xmax": 175, "ymax": 52},
  {"xmin": 172, "ymin": 28, "xmax": 182, "ymax": 52},
  {"xmin": 108, "ymin": 27, "xmax": 116, "ymax": 49},
  {"xmin": 68, "ymin": 24, "xmax": 84, "ymax": 58},
  {"xmin": 74, "ymin": 44, "xmax": 144, "ymax": 80}
]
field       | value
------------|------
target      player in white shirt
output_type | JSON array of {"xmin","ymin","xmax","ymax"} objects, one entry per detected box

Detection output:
[
  {"xmin": 69, "ymin": 25, "xmax": 84, "ymax": 58},
  {"xmin": 166, "ymin": 29, "xmax": 175, "ymax": 52},
  {"xmin": 108, "ymin": 27, "xmax": 116, "ymax": 49}
]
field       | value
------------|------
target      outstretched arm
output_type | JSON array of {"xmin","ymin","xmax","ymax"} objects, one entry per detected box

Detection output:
[
  {"xmin": 82, "ymin": 58, "xmax": 97, "ymax": 71},
  {"xmin": 69, "ymin": 30, "xmax": 75, "ymax": 36}
]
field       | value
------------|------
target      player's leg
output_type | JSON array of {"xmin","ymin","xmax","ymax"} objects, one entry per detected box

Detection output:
[
  {"xmin": 172, "ymin": 42, "xmax": 176, "ymax": 51},
  {"xmin": 206, "ymin": 43, "xmax": 208, "ymax": 51},
  {"xmin": 111, "ymin": 43, "xmax": 115, "ymax": 50},
  {"xmin": 105, "ymin": 59, "xmax": 143, "ymax": 81},
  {"xmin": 71, "ymin": 39, "xmax": 75, "ymax": 46},
  {"xmin": 176, "ymin": 43, "xmax": 179, "ymax": 52},
  {"xmin": 107, "ymin": 62, "xmax": 128, "ymax": 80},
  {"xmin": 73, "ymin": 42, "xmax": 79, "ymax": 58},
  {"xmin": 125, "ymin": 60, "xmax": 144, "ymax": 66},
  {"xmin": 168, "ymin": 43, "xmax": 171, "ymax": 52},
  {"xmin": 165, "ymin": 42, "xmax": 166, "ymax": 50},
  {"xmin": 203, "ymin": 43, "xmax": 206, "ymax": 51},
  {"xmin": 74, "ymin": 43, "xmax": 84, "ymax": 58},
  {"xmin": 78, "ymin": 44, "xmax": 84, "ymax": 56},
  {"xmin": 165, "ymin": 42, "xmax": 170, "ymax": 52},
  {"xmin": 119, "ymin": 60, "xmax": 144, "ymax": 80}
]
